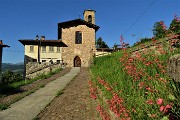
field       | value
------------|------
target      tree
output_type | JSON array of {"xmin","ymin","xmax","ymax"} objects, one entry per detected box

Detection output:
[
  {"xmin": 139, "ymin": 37, "xmax": 152, "ymax": 44},
  {"xmin": 153, "ymin": 21, "xmax": 167, "ymax": 39},
  {"xmin": 169, "ymin": 16, "xmax": 180, "ymax": 34},
  {"xmin": 96, "ymin": 37, "xmax": 109, "ymax": 48},
  {"xmin": 113, "ymin": 43, "xmax": 118, "ymax": 50},
  {"xmin": 132, "ymin": 37, "xmax": 152, "ymax": 47}
]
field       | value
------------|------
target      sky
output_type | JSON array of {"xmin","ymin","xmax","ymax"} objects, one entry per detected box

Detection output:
[{"xmin": 0, "ymin": 0, "xmax": 180, "ymax": 63}]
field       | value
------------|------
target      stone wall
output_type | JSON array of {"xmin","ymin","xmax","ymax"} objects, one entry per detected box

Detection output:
[
  {"xmin": 167, "ymin": 54, "xmax": 180, "ymax": 83},
  {"xmin": 61, "ymin": 25, "xmax": 95, "ymax": 67},
  {"xmin": 25, "ymin": 62, "xmax": 64, "ymax": 79}
]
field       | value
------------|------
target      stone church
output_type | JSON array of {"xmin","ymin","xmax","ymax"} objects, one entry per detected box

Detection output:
[
  {"xmin": 59, "ymin": 10, "xmax": 100, "ymax": 67},
  {"xmin": 19, "ymin": 10, "xmax": 99, "ymax": 68}
]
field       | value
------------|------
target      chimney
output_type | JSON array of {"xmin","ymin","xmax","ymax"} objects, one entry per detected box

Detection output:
[{"xmin": 41, "ymin": 36, "xmax": 45, "ymax": 40}]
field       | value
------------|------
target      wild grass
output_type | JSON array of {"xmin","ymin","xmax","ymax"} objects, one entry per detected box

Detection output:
[{"xmin": 90, "ymin": 41, "xmax": 180, "ymax": 119}]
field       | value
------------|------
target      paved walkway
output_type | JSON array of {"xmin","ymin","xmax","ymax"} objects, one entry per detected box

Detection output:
[{"xmin": 0, "ymin": 67, "xmax": 80, "ymax": 120}]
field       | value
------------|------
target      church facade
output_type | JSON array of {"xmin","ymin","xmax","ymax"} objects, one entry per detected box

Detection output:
[{"xmin": 59, "ymin": 10, "xmax": 100, "ymax": 67}]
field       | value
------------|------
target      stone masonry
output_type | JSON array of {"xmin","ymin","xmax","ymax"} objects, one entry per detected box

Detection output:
[
  {"xmin": 61, "ymin": 25, "xmax": 96, "ymax": 67},
  {"xmin": 25, "ymin": 62, "xmax": 64, "ymax": 79},
  {"xmin": 167, "ymin": 54, "xmax": 180, "ymax": 83}
]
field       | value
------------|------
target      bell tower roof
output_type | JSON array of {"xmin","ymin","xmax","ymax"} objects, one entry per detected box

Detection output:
[{"xmin": 83, "ymin": 9, "xmax": 96, "ymax": 15}]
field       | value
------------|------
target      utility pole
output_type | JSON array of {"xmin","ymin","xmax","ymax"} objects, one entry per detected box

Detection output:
[{"xmin": 0, "ymin": 40, "xmax": 10, "ymax": 82}]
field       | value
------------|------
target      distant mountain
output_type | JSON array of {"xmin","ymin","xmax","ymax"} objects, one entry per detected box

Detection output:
[
  {"xmin": 1, "ymin": 63, "xmax": 24, "ymax": 73},
  {"xmin": 15, "ymin": 62, "xmax": 24, "ymax": 65}
]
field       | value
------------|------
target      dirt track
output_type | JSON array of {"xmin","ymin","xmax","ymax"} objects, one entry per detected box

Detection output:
[{"xmin": 36, "ymin": 68, "xmax": 98, "ymax": 120}]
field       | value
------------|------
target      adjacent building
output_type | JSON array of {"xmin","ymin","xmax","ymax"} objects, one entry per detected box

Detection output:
[{"xmin": 19, "ymin": 36, "xmax": 67, "ymax": 63}]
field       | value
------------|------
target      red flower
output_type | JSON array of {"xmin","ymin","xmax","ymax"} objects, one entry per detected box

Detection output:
[
  {"xmin": 164, "ymin": 104, "xmax": 171, "ymax": 113},
  {"xmin": 150, "ymin": 114, "xmax": 156, "ymax": 118},
  {"xmin": 146, "ymin": 99, "xmax": 153, "ymax": 105},
  {"xmin": 96, "ymin": 104, "xmax": 101, "ymax": 111},
  {"xmin": 106, "ymin": 87, "xmax": 112, "ymax": 91},
  {"xmin": 157, "ymin": 98, "xmax": 163, "ymax": 105},
  {"xmin": 160, "ymin": 106, "xmax": 165, "ymax": 112},
  {"xmin": 138, "ymin": 82, "xmax": 145, "ymax": 89},
  {"xmin": 132, "ymin": 108, "xmax": 136, "ymax": 113},
  {"xmin": 146, "ymin": 87, "xmax": 153, "ymax": 92},
  {"xmin": 159, "ymin": 104, "xmax": 171, "ymax": 113}
]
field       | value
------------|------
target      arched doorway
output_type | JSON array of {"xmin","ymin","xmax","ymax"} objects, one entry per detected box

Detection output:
[{"xmin": 74, "ymin": 56, "xmax": 81, "ymax": 67}]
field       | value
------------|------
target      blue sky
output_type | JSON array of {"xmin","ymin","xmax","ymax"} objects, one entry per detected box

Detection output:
[{"xmin": 0, "ymin": 0, "xmax": 180, "ymax": 63}]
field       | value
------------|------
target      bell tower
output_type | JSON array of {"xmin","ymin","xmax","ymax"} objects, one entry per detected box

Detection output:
[{"xmin": 83, "ymin": 9, "xmax": 96, "ymax": 24}]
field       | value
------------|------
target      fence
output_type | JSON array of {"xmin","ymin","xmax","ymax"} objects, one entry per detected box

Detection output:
[{"xmin": 95, "ymin": 51, "xmax": 111, "ymax": 57}]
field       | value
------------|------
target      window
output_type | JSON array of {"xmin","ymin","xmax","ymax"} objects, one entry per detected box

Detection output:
[
  {"xmin": 42, "ymin": 46, "xmax": 46, "ymax": 52},
  {"xmin": 33, "ymin": 59, "xmax": 37, "ymax": 62},
  {"xmin": 49, "ymin": 46, "xmax": 54, "ymax": 52},
  {"xmin": 57, "ymin": 60, "xmax": 60, "ymax": 63},
  {"xmin": 75, "ymin": 31, "xmax": 82, "ymax": 44},
  {"xmin": 57, "ymin": 47, "xmax": 60, "ymax": 52},
  {"xmin": 30, "ymin": 46, "xmax": 34, "ymax": 52}
]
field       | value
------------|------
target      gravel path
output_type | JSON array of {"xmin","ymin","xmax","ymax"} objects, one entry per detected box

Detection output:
[{"xmin": 36, "ymin": 67, "xmax": 98, "ymax": 120}]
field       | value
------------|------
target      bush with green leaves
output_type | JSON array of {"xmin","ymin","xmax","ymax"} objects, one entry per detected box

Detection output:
[{"xmin": 2, "ymin": 70, "xmax": 23, "ymax": 84}]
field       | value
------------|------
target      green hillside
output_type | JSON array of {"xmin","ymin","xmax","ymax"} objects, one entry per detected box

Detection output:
[
  {"xmin": 90, "ymin": 42, "xmax": 180, "ymax": 119},
  {"xmin": 2, "ymin": 63, "xmax": 24, "ymax": 73}
]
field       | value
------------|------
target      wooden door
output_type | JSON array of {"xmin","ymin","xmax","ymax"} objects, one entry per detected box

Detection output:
[{"xmin": 74, "ymin": 56, "xmax": 81, "ymax": 67}]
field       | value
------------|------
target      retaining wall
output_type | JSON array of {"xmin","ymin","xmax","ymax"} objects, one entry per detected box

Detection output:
[
  {"xmin": 167, "ymin": 54, "xmax": 180, "ymax": 83},
  {"xmin": 25, "ymin": 62, "xmax": 64, "ymax": 79}
]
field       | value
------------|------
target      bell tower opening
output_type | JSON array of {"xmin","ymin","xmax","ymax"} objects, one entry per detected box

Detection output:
[
  {"xmin": 88, "ymin": 15, "xmax": 92, "ymax": 23},
  {"xmin": 83, "ymin": 9, "xmax": 96, "ymax": 24}
]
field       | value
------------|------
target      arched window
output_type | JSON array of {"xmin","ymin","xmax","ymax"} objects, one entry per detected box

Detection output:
[
  {"xmin": 75, "ymin": 31, "xmax": 82, "ymax": 44},
  {"xmin": 88, "ymin": 15, "xmax": 92, "ymax": 23}
]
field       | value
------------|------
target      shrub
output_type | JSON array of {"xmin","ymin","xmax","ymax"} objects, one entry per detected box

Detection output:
[{"xmin": 1, "ymin": 70, "xmax": 23, "ymax": 85}]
